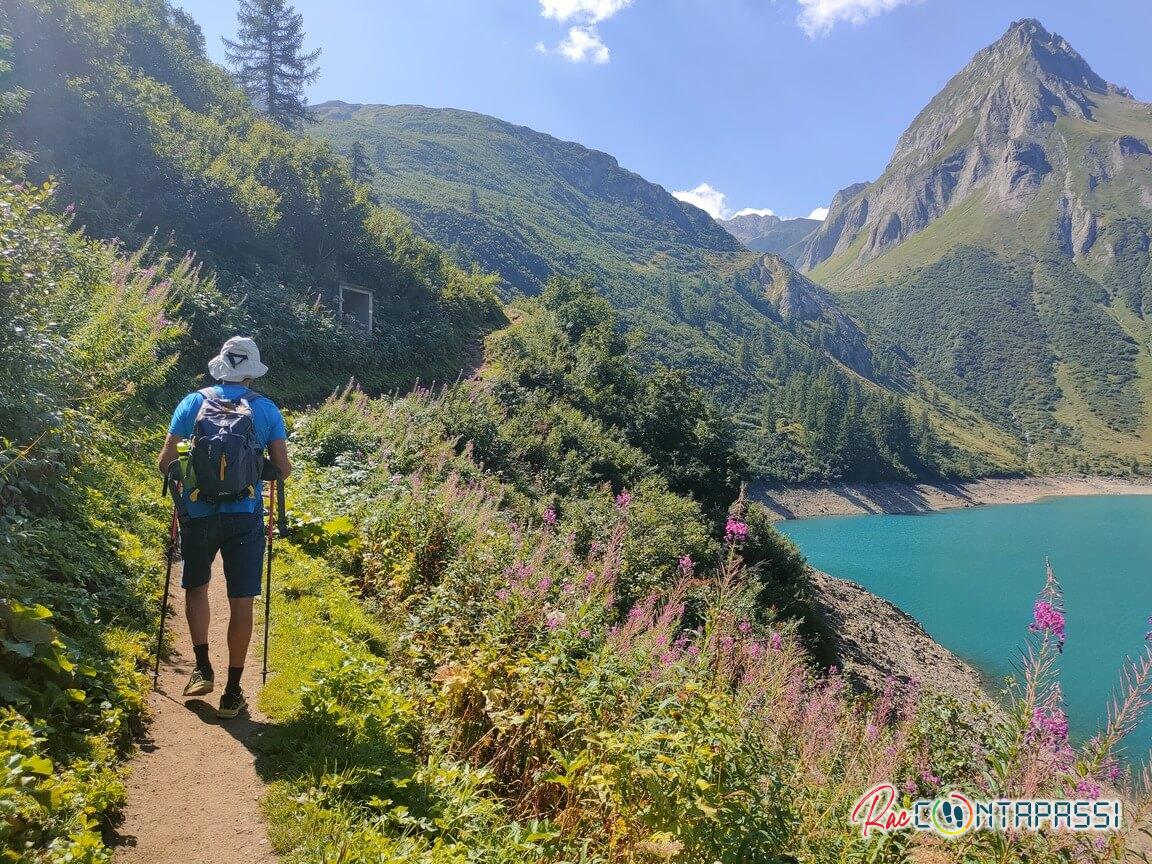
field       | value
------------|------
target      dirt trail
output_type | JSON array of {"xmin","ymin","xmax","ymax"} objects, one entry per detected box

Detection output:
[{"xmin": 114, "ymin": 562, "xmax": 278, "ymax": 864}]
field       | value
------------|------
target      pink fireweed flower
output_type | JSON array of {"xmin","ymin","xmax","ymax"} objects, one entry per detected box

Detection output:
[
  {"xmin": 1103, "ymin": 757, "xmax": 1122, "ymax": 782},
  {"xmin": 64, "ymin": 202, "xmax": 76, "ymax": 215},
  {"xmin": 545, "ymin": 611, "xmax": 565, "ymax": 630},
  {"xmin": 678, "ymin": 555, "xmax": 694, "ymax": 576},
  {"xmin": 769, "ymin": 632, "xmax": 784, "ymax": 651},
  {"xmin": 1075, "ymin": 778, "xmax": 1102, "ymax": 800},
  {"xmin": 538, "ymin": 577, "xmax": 552, "ymax": 593},
  {"xmin": 579, "ymin": 629, "xmax": 591, "ymax": 639},
  {"xmin": 543, "ymin": 506, "xmax": 557, "ymax": 526},
  {"xmin": 1029, "ymin": 599, "xmax": 1066, "ymax": 648},
  {"xmin": 615, "ymin": 489, "xmax": 632, "ymax": 510},
  {"xmin": 725, "ymin": 518, "xmax": 749, "ymax": 543},
  {"xmin": 495, "ymin": 589, "xmax": 510, "ymax": 602},
  {"xmin": 737, "ymin": 620, "xmax": 751, "ymax": 634},
  {"xmin": 1029, "ymin": 704, "xmax": 1070, "ymax": 744}
]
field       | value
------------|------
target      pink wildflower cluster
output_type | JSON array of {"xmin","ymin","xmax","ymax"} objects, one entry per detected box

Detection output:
[
  {"xmin": 1029, "ymin": 599, "xmax": 1066, "ymax": 649},
  {"xmin": 543, "ymin": 506, "xmax": 557, "ymax": 526},
  {"xmin": 615, "ymin": 489, "xmax": 632, "ymax": 510},
  {"xmin": 724, "ymin": 518, "xmax": 749, "ymax": 543},
  {"xmin": 1029, "ymin": 704, "xmax": 1070, "ymax": 743}
]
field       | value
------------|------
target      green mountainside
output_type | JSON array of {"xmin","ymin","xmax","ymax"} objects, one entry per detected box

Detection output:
[
  {"xmin": 717, "ymin": 212, "xmax": 820, "ymax": 265},
  {"xmin": 311, "ymin": 101, "xmax": 743, "ymax": 296},
  {"xmin": 801, "ymin": 19, "xmax": 1152, "ymax": 472},
  {"xmin": 312, "ymin": 101, "xmax": 1019, "ymax": 481}
]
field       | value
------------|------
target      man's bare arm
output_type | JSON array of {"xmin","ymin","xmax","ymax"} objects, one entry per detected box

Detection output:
[
  {"xmin": 267, "ymin": 438, "xmax": 293, "ymax": 479},
  {"xmin": 157, "ymin": 433, "xmax": 182, "ymax": 476}
]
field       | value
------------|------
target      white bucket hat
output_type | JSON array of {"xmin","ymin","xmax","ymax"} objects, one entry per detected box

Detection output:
[{"xmin": 208, "ymin": 336, "xmax": 269, "ymax": 382}]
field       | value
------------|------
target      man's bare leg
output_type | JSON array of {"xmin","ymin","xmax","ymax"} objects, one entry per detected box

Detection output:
[
  {"xmin": 185, "ymin": 584, "xmax": 211, "ymax": 646},
  {"xmin": 227, "ymin": 597, "xmax": 254, "ymax": 671},
  {"xmin": 182, "ymin": 584, "xmax": 215, "ymax": 695}
]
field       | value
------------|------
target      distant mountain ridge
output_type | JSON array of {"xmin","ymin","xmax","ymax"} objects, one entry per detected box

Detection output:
[
  {"xmin": 717, "ymin": 213, "xmax": 820, "ymax": 265},
  {"xmin": 797, "ymin": 18, "xmax": 1152, "ymax": 472}
]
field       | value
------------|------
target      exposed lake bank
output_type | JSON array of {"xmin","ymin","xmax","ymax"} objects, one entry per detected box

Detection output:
[
  {"xmin": 808, "ymin": 569, "xmax": 1000, "ymax": 713},
  {"xmin": 753, "ymin": 475, "xmax": 1152, "ymax": 521}
]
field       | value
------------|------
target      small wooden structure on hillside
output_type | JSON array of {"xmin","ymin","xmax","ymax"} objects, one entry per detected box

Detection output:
[{"xmin": 338, "ymin": 283, "xmax": 373, "ymax": 333}]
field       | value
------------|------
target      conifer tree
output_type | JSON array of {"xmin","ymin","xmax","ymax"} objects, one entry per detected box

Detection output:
[
  {"xmin": 348, "ymin": 139, "xmax": 374, "ymax": 183},
  {"xmin": 223, "ymin": 0, "xmax": 321, "ymax": 130}
]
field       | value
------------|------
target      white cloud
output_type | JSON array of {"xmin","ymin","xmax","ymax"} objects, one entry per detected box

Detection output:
[
  {"xmin": 554, "ymin": 26, "xmax": 610, "ymax": 63},
  {"xmin": 807, "ymin": 206, "xmax": 830, "ymax": 220},
  {"xmin": 536, "ymin": 0, "xmax": 630, "ymax": 64},
  {"xmin": 732, "ymin": 207, "xmax": 777, "ymax": 218},
  {"xmin": 796, "ymin": 0, "xmax": 921, "ymax": 37},
  {"xmin": 673, "ymin": 183, "xmax": 731, "ymax": 220},
  {"xmin": 540, "ymin": 0, "xmax": 631, "ymax": 23}
]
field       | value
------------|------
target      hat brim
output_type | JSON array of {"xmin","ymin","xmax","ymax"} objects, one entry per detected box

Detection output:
[{"xmin": 208, "ymin": 354, "xmax": 269, "ymax": 382}]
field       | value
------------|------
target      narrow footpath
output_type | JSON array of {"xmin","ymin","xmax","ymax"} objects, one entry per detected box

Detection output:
[{"xmin": 114, "ymin": 562, "xmax": 278, "ymax": 864}]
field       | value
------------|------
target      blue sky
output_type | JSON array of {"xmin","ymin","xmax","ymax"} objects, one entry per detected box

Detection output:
[{"xmin": 176, "ymin": 0, "xmax": 1152, "ymax": 220}]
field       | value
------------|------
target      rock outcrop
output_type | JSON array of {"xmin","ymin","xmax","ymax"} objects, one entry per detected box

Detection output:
[
  {"xmin": 808, "ymin": 570, "xmax": 999, "ymax": 711},
  {"xmin": 746, "ymin": 254, "xmax": 874, "ymax": 376}
]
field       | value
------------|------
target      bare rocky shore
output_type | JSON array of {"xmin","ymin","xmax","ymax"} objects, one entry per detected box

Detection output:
[
  {"xmin": 808, "ymin": 570, "xmax": 1000, "ymax": 712},
  {"xmin": 753, "ymin": 475, "xmax": 1152, "ymax": 522}
]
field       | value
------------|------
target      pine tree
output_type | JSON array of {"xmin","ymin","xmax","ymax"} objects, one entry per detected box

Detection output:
[
  {"xmin": 223, "ymin": 0, "xmax": 321, "ymax": 130},
  {"xmin": 348, "ymin": 139, "xmax": 374, "ymax": 183}
]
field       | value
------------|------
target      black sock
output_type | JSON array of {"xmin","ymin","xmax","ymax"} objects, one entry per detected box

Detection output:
[
  {"xmin": 225, "ymin": 666, "xmax": 244, "ymax": 695},
  {"xmin": 192, "ymin": 644, "xmax": 213, "ymax": 678}
]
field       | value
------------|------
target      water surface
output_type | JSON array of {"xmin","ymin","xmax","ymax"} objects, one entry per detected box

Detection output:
[{"xmin": 778, "ymin": 495, "xmax": 1152, "ymax": 757}]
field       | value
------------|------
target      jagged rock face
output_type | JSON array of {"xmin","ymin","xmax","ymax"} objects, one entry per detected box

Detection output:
[
  {"xmin": 800, "ymin": 19, "xmax": 1139, "ymax": 273},
  {"xmin": 747, "ymin": 255, "xmax": 873, "ymax": 376}
]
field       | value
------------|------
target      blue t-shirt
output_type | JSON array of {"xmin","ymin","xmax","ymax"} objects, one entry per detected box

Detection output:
[{"xmin": 168, "ymin": 383, "xmax": 287, "ymax": 518}]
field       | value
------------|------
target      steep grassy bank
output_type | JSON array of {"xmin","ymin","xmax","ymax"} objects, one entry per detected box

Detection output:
[{"xmin": 0, "ymin": 177, "xmax": 185, "ymax": 861}]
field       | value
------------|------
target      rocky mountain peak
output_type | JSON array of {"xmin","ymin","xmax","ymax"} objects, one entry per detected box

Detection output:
[{"xmin": 800, "ymin": 19, "xmax": 1142, "ymax": 274}]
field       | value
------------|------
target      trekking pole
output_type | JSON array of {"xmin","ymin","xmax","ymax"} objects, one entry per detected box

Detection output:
[
  {"xmin": 262, "ymin": 477, "xmax": 276, "ymax": 685},
  {"xmin": 153, "ymin": 469, "xmax": 181, "ymax": 688}
]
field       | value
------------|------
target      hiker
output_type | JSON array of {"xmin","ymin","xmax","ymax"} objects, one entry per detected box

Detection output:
[{"xmin": 156, "ymin": 337, "xmax": 292, "ymax": 718}]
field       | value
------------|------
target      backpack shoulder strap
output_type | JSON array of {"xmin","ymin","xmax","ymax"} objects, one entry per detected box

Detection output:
[
  {"xmin": 237, "ymin": 388, "xmax": 262, "ymax": 404},
  {"xmin": 198, "ymin": 386, "xmax": 220, "ymax": 400}
]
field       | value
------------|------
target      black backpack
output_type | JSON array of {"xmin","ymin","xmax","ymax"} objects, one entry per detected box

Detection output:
[{"xmin": 187, "ymin": 387, "xmax": 265, "ymax": 504}]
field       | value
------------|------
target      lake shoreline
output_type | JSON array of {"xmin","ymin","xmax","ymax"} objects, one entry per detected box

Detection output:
[{"xmin": 752, "ymin": 475, "xmax": 1152, "ymax": 522}]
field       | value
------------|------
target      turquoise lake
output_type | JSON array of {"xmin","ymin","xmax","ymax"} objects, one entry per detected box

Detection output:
[{"xmin": 777, "ymin": 494, "xmax": 1152, "ymax": 759}]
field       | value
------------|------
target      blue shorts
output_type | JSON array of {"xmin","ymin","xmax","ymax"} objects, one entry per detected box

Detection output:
[{"xmin": 179, "ymin": 512, "xmax": 266, "ymax": 598}]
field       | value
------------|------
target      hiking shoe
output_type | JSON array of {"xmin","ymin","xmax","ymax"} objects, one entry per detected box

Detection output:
[
  {"xmin": 217, "ymin": 689, "xmax": 247, "ymax": 719},
  {"xmin": 182, "ymin": 668, "xmax": 214, "ymax": 697}
]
